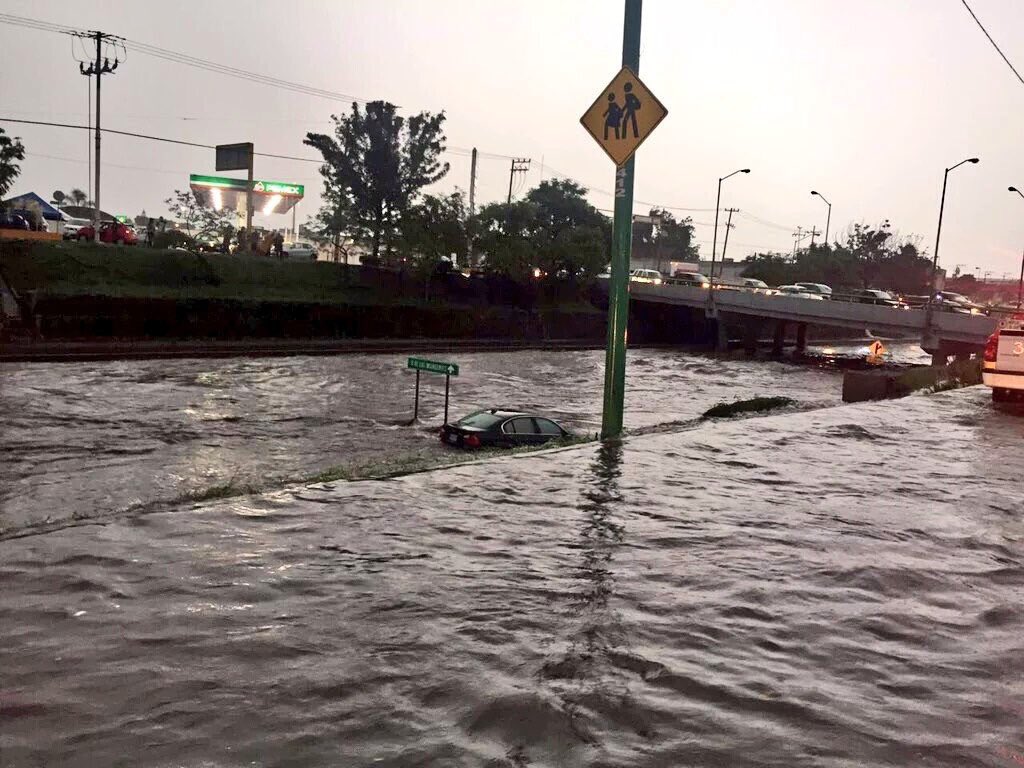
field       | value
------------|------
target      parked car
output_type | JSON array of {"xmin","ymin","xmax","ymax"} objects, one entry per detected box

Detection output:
[
  {"xmin": 282, "ymin": 241, "xmax": 317, "ymax": 261},
  {"xmin": 440, "ymin": 409, "xmax": 570, "ymax": 449},
  {"xmin": 983, "ymin": 315, "xmax": 1024, "ymax": 402},
  {"xmin": 672, "ymin": 271, "xmax": 711, "ymax": 288},
  {"xmin": 62, "ymin": 217, "xmax": 92, "ymax": 240},
  {"xmin": 629, "ymin": 268, "xmax": 663, "ymax": 285},
  {"xmin": 775, "ymin": 285, "xmax": 825, "ymax": 300},
  {"xmin": 75, "ymin": 220, "xmax": 138, "ymax": 245},
  {"xmin": 0, "ymin": 211, "xmax": 30, "ymax": 231},
  {"xmin": 795, "ymin": 282, "xmax": 833, "ymax": 298}
]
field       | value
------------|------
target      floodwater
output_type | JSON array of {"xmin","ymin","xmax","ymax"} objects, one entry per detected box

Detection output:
[{"xmin": 2, "ymin": 345, "xmax": 1022, "ymax": 767}]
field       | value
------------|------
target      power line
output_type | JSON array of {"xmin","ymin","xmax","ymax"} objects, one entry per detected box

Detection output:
[
  {"xmin": 959, "ymin": 0, "xmax": 1024, "ymax": 86},
  {"xmin": 0, "ymin": 12, "xmax": 378, "ymax": 105}
]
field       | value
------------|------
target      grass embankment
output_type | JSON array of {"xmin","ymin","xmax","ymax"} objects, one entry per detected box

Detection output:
[{"xmin": 0, "ymin": 241, "xmax": 390, "ymax": 305}]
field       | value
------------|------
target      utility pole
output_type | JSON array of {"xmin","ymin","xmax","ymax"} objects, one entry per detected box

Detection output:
[
  {"xmin": 601, "ymin": 0, "xmax": 642, "ymax": 439},
  {"xmin": 720, "ymin": 208, "xmax": 738, "ymax": 271},
  {"xmin": 808, "ymin": 226, "xmax": 821, "ymax": 248},
  {"xmin": 75, "ymin": 30, "xmax": 122, "ymax": 243},
  {"xmin": 507, "ymin": 158, "xmax": 530, "ymax": 204},
  {"xmin": 468, "ymin": 147, "xmax": 477, "ymax": 267},
  {"xmin": 791, "ymin": 226, "xmax": 804, "ymax": 257}
]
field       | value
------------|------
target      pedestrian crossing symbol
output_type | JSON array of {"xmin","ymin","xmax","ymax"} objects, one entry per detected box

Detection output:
[{"xmin": 580, "ymin": 66, "xmax": 668, "ymax": 167}]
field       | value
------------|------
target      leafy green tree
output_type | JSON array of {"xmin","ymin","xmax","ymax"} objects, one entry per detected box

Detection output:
[
  {"xmin": 0, "ymin": 128, "xmax": 26, "ymax": 198},
  {"xmin": 399, "ymin": 191, "xmax": 466, "ymax": 270},
  {"xmin": 473, "ymin": 200, "xmax": 540, "ymax": 281},
  {"xmin": 525, "ymin": 179, "xmax": 610, "ymax": 279},
  {"xmin": 305, "ymin": 101, "xmax": 449, "ymax": 261},
  {"xmin": 165, "ymin": 189, "xmax": 234, "ymax": 242}
]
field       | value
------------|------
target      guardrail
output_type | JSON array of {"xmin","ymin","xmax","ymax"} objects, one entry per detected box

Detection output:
[{"xmin": 633, "ymin": 276, "xmax": 1013, "ymax": 317}]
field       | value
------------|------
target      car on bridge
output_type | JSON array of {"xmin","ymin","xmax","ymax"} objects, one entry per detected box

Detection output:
[
  {"xmin": 935, "ymin": 292, "xmax": 986, "ymax": 315},
  {"xmin": 795, "ymin": 282, "xmax": 833, "ymax": 298},
  {"xmin": 671, "ymin": 271, "xmax": 711, "ymax": 288},
  {"xmin": 738, "ymin": 277, "xmax": 774, "ymax": 294},
  {"xmin": 629, "ymin": 268, "xmax": 663, "ymax": 285},
  {"xmin": 856, "ymin": 289, "xmax": 909, "ymax": 309},
  {"xmin": 983, "ymin": 315, "xmax": 1024, "ymax": 402},
  {"xmin": 440, "ymin": 409, "xmax": 570, "ymax": 449},
  {"xmin": 776, "ymin": 285, "xmax": 825, "ymax": 300}
]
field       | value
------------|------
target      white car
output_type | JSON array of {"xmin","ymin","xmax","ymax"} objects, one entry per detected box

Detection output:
[
  {"xmin": 983, "ymin": 314, "xmax": 1024, "ymax": 402},
  {"xmin": 629, "ymin": 268, "xmax": 663, "ymax": 285},
  {"xmin": 739, "ymin": 277, "xmax": 774, "ymax": 294},
  {"xmin": 775, "ymin": 284, "xmax": 825, "ymax": 300},
  {"xmin": 282, "ymin": 241, "xmax": 317, "ymax": 261},
  {"xmin": 62, "ymin": 217, "xmax": 91, "ymax": 240}
]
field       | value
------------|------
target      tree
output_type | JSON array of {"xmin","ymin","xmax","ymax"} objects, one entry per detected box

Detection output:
[
  {"xmin": 69, "ymin": 188, "xmax": 89, "ymax": 206},
  {"xmin": 305, "ymin": 101, "xmax": 449, "ymax": 261},
  {"xmin": 0, "ymin": 127, "xmax": 26, "ymax": 198},
  {"xmin": 525, "ymin": 179, "xmax": 610, "ymax": 279},
  {"xmin": 165, "ymin": 189, "xmax": 234, "ymax": 242},
  {"xmin": 399, "ymin": 191, "xmax": 466, "ymax": 271},
  {"xmin": 648, "ymin": 208, "xmax": 698, "ymax": 267},
  {"xmin": 473, "ymin": 200, "xmax": 540, "ymax": 281}
]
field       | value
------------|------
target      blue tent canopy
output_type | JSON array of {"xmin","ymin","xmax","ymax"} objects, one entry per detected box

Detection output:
[{"xmin": 2, "ymin": 192, "xmax": 63, "ymax": 221}]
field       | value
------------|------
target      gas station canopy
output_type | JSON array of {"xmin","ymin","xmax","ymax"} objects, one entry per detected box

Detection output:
[{"xmin": 189, "ymin": 174, "xmax": 304, "ymax": 216}]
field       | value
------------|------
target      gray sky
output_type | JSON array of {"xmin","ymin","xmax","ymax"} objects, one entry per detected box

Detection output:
[{"xmin": 2, "ymin": 0, "xmax": 1022, "ymax": 275}]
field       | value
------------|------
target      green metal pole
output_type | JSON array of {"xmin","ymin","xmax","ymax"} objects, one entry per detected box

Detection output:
[{"xmin": 601, "ymin": 0, "xmax": 642, "ymax": 440}]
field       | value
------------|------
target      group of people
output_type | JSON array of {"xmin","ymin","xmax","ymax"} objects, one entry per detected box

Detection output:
[{"xmin": 232, "ymin": 227, "xmax": 285, "ymax": 257}]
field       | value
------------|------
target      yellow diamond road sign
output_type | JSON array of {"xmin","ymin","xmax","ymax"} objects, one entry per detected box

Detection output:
[{"xmin": 580, "ymin": 66, "xmax": 668, "ymax": 167}]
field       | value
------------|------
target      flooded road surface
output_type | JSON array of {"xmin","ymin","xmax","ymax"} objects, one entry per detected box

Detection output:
[
  {"xmin": 3, "ymin": 346, "xmax": 1022, "ymax": 766},
  {"xmin": 1, "ymin": 346, "xmax": 847, "ymax": 532}
]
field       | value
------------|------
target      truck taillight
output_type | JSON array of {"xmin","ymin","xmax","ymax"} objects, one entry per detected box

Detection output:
[{"xmin": 984, "ymin": 332, "xmax": 999, "ymax": 362}]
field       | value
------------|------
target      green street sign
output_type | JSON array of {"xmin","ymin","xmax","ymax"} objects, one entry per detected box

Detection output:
[{"xmin": 408, "ymin": 357, "xmax": 459, "ymax": 376}]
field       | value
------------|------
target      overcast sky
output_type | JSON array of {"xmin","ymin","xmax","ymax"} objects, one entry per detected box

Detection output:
[{"xmin": 2, "ymin": 0, "xmax": 1022, "ymax": 274}]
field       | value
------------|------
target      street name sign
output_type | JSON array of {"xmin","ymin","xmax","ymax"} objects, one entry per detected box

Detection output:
[
  {"xmin": 580, "ymin": 66, "xmax": 668, "ymax": 167},
  {"xmin": 408, "ymin": 357, "xmax": 459, "ymax": 376}
]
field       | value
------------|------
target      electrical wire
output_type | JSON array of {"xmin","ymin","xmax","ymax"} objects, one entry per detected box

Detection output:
[
  {"xmin": 960, "ymin": 0, "xmax": 1024, "ymax": 86},
  {"xmin": 0, "ymin": 12, "xmax": 377, "ymax": 105}
]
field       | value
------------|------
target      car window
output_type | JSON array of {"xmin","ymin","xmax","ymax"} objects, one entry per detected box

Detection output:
[
  {"xmin": 535, "ymin": 418, "xmax": 562, "ymax": 436},
  {"xmin": 457, "ymin": 411, "xmax": 504, "ymax": 429},
  {"xmin": 512, "ymin": 417, "xmax": 537, "ymax": 434}
]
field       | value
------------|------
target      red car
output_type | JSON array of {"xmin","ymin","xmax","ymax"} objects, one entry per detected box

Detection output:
[{"xmin": 76, "ymin": 221, "xmax": 138, "ymax": 245}]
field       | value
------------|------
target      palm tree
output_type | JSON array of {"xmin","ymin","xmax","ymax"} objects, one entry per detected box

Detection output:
[{"xmin": 69, "ymin": 188, "xmax": 88, "ymax": 206}]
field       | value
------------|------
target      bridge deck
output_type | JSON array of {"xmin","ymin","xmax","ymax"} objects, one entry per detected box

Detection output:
[{"xmin": 625, "ymin": 281, "xmax": 998, "ymax": 346}]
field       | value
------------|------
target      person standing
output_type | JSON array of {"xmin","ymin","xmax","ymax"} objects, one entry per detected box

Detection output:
[
  {"xmin": 146, "ymin": 218, "xmax": 156, "ymax": 247},
  {"xmin": 621, "ymin": 82, "xmax": 641, "ymax": 139},
  {"xmin": 237, "ymin": 226, "xmax": 247, "ymax": 253}
]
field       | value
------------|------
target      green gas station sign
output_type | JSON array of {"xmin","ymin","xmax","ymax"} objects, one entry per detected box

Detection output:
[{"xmin": 189, "ymin": 175, "xmax": 304, "ymax": 197}]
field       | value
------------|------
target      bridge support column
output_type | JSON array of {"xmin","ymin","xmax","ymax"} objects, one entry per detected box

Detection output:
[
  {"xmin": 743, "ymin": 322, "xmax": 759, "ymax": 356},
  {"xmin": 795, "ymin": 323, "xmax": 808, "ymax": 355},
  {"xmin": 714, "ymin": 319, "xmax": 729, "ymax": 352},
  {"xmin": 931, "ymin": 350, "xmax": 948, "ymax": 366},
  {"xmin": 772, "ymin": 321, "xmax": 787, "ymax": 356}
]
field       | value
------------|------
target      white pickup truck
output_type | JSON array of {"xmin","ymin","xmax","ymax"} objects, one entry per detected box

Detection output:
[{"xmin": 982, "ymin": 314, "xmax": 1024, "ymax": 402}]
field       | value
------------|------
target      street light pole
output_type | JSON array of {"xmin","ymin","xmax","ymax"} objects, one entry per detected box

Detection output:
[
  {"xmin": 810, "ymin": 190, "xmax": 831, "ymax": 246},
  {"xmin": 710, "ymin": 168, "xmax": 749, "ymax": 285},
  {"xmin": 931, "ymin": 157, "xmax": 979, "ymax": 295},
  {"xmin": 1010, "ymin": 186, "xmax": 1024, "ymax": 309}
]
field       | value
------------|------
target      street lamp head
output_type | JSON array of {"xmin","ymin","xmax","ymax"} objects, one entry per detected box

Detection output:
[
  {"xmin": 968, "ymin": 158, "xmax": 979, "ymax": 164},
  {"xmin": 1010, "ymin": 186, "xmax": 1020, "ymax": 193},
  {"xmin": 740, "ymin": 169, "xmax": 751, "ymax": 174},
  {"xmin": 811, "ymin": 190, "xmax": 819, "ymax": 196}
]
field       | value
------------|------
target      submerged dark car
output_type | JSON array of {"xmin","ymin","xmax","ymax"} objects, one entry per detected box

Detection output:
[{"xmin": 440, "ymin": 409, "xmax": 569, "ymax": 449}]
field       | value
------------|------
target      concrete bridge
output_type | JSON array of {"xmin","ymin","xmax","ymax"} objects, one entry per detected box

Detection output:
[{"xmin": 622, "ymin": 280, "xmax": 1000, "ymax": 362}]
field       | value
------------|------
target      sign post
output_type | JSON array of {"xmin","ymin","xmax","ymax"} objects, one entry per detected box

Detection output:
[
  {"xmin": 407, "ymin": 357, "xmax": 460, "ymax": 424},
  {"xmin": 216, "ymin": 142, "xmax": 254, "ymax": 251},
  {"xmin": 579, "ymin": 0, "xmax": 666, "ymax": 439}
]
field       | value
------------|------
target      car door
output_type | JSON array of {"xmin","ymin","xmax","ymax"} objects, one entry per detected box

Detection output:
[
  {"xmin": 501, "ymin": 417, "xmax": 539, "ymax": 446},
  {"xmin": 534, "ymin": 418, "xmax": 564, "ymax": 443}
]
